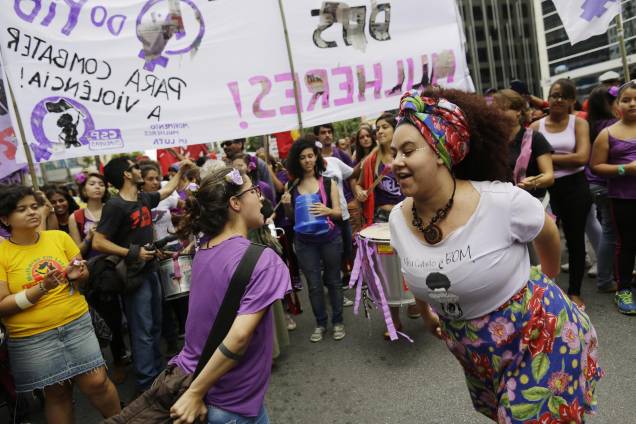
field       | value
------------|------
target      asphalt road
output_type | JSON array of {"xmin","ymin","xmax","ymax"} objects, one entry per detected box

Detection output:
[{"xmin": 17, "ymin": 272, "xmax": 636, "ymax": 424}]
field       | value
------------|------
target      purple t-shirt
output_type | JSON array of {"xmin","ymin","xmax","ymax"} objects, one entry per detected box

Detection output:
[
  {"xmin": 585, "ymin": 118, "xmax": 617, "ymax": 186},
  {"xmin": 374, "ymin": 163, "xmax": 404, "ymax": 207},
  {"xmin": 607, "ymin": 133, "xmax": 636, "ymax": 199},
  {"xmin": 170, "ymin": 236, "xmax": 291, "ymax": 417},
  {"xmin": 258, "ymin": 180, "xmax": 275, "ymax": 205}
]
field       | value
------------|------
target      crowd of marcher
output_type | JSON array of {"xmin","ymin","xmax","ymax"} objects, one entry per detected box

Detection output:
[{"xmin": 0, "ymin": 74, "xmax": 634, "ymax": 423}]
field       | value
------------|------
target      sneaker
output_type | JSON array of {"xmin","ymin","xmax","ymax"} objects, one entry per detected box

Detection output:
[
  {"xmin": 615, "ymin": 289, "xmax": 636, "ymax": 315},
  {"xmin": 587, "ymin": 264, "xmax": 597, "ymax": 278},
  {"xmin": 343, "ymin": 296, "xmax": 354, "ymax": 307},
  {"xmin": 333, "ymin": 324, "xmax": 346, "ymax": 341},
  {"xmin": 561, "ymin": 263, "xmax": 569, "ymax": 273},
  {"xmin": 309, "ymin": 326, "xmax": 326, "ymax": 342},
  {"xmin": 286, "ymin": 314, "xmax": 297, "ymax": 331}
]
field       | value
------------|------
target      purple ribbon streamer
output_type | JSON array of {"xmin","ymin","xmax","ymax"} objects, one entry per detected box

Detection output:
[{"xmin": 349, "ymin": 234, "xmax": 412, "ymax": 342}]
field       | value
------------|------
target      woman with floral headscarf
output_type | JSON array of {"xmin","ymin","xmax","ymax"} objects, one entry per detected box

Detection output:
[{"xmin": 388, "ymin": 89, "xmax": 603, "ymax": 423}]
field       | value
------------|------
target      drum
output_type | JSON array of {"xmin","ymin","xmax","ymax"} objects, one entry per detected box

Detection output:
[
  {"xmin": 159, "ymin": 255, "xmax": 193, "ymax": 300},
  {"xmin": 358, "ymin": 223, "xmax": 414, "ymax": 306}
]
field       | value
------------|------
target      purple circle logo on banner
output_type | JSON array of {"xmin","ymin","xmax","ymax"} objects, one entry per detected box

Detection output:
[
  {"xmin": 30, "ymin": 97, "xmax": 95, "ymax": 162},
  {"xmin": 136, "ymin": 0, "xmax": 206, "ymax": 72}
]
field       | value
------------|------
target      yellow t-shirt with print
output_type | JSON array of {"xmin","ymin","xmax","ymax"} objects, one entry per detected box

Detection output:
[{"xmin": 0, "ymin": 230, "xmax": 88, "ymax": 338}]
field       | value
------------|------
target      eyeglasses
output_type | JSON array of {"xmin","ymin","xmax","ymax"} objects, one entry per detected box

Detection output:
[
  {"xmin": 233, "ymin": 185, "xmax": 262, "ymax": 199},
  {"xmin": 393, "ymin": 147, "xmax": 427, "ymax": 161}
]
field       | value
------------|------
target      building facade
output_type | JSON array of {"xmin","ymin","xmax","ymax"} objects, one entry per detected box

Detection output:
[
  {"xmin": 458, "ymin": 0, "xmax": 543, "ymax": 95},
  {"xmin": 534, "ymin": 0, "xmax": 636, "ymax": 98}
]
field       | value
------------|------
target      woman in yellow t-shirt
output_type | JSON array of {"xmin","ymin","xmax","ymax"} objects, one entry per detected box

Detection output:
[{"xmin": 0, "ymin": 184, "xmax": 121, "ymax": 422}]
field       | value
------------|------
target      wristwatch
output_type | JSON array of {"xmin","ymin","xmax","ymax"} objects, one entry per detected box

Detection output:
[{"xmin": 618, "ymin": 164, "xmax": 626, "ymax": 176}]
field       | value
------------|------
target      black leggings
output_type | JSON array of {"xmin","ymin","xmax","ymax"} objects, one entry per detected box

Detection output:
[
  {"xmin": 548, "ymin": 172, "xmax": 592, "ymax": 296},
  {"xmin": 610, "ymin": 198, "xmax": 636, "ymax": 290}
]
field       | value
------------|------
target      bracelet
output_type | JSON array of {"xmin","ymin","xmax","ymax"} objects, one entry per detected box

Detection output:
[
  {"xmin": 218, "ymin": 342, "xmax": 243, "ymax": 361},
  {"xmin": 15, "ymin": 290, "xmax": 34, "ymax": 310},
  {"xmin": 618, "ymin": 164, "xmax": 626, "ymax": 176}
]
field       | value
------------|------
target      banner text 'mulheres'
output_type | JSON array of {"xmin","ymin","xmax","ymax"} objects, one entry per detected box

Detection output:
[{"xmin": 229, "ymin": 51, "xmax": 458, "ymax": 124}]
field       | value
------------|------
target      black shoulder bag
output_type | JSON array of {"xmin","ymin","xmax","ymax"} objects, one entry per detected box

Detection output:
[{"xmin": 102, "ymin": 243, "xmax": 266, "ymax": 424}]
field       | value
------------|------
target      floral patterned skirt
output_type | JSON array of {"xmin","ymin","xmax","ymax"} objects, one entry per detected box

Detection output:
[{"xmin": 438, "ymin": 271, "xmax": 603, "ymax": 424}]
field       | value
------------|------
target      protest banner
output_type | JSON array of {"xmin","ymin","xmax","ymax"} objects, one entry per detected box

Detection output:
[
  {"xmin": 0, "ymin": 0, "xmax": 472, "ymax": 164},
  {"xmin": 276, "ymin": 0, "xmax": 474, "ymax": 127},
  {"xmin": 0, "ymin": 59, "xmax": 24, "ymax": 178}
]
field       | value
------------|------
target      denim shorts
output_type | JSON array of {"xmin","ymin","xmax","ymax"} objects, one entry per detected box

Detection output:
[
  {"xmin": 7, "ymin": 312, "xmax": 105, "ymax": 392},
  {"xmin": 207, "ymin": 405, "xmax": 269, "ymax": 424}
]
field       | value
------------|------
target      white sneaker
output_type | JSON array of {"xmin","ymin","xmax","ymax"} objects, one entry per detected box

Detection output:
[
  {"xmin": 333, "ymin": 324, "xmax": 346, "ymax": 341},
  {"xmin": 309, "ymin": 326, "xmax": 326, "ymax": 342},
  {"xmin": 343, "ymin": 296, "xmax": 354, "ymax": 307},
  {"xmin": 286, "ymin": 314, "xmax": 296, "ymax": 331},
  {"xmin": 587, "ymin": 264, "xmax": 597, "ymax": 278},
  {"xmin": 561, "ymin": 263, "xmax": 569, "ymax": 273}
]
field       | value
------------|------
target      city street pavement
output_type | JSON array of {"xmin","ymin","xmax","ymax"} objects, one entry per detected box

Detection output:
[{"xmin": 23, "ymin": 272, "xmax": 635, "ymax": 423}]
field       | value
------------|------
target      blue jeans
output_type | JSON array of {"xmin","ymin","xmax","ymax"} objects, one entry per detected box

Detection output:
[
  {"xmin": 295, "ymin": 236, "xmax": 344, "ymax": 327},
  {"xmin": 125, "ymin": 271, "xmax": 163, "ymax": 391},
  {"xmin": 589, "ymin": 184, "xmax": 616, "ymax": 288},
  {"xmin": 207, "ymin": 405, "xmax": 269, "ymax": 424}
]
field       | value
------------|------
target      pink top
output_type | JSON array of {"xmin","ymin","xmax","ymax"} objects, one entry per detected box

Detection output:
[{"xmin": 539, "ymin": 115, "xmax": 583, "ymax": 179}]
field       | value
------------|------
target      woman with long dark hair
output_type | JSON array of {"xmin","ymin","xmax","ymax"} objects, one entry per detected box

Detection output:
[
  {"xmin": 352, "ymin": 124, "xmax": 376, "ymax": 163},
  {"xmin": 281, "ymin": 136, "xmax": 345, "ymax": 342},
  {"xmin": 68, "ymin": 173, "xmax": 130, "ymax": 384},
  {"xmin": 45, "ymin": 186, "xmax": 79, "ymax": 234},
  {"xmin": 354, "ymin": 112, "xmax": 419, "ymax": 335},
  {"xmin": 585, "ymin": 86, "xmax": 619, "ymax": 293},
  {"xmin": 531, "ymin": 79, "xmax": 592, "ymax": 309},
  {"xmin": 0, "ymin": 184, "xmax": 121, "ymax": 423},
  {"xmin": 167, "ymin": 167, "xmax": 290, "ymax": 423},
  {"xmin": 389, "ymin": 89, "xmax": 602, "ymax": 423},
  {"xmin": 591, "ymin": 80, "xmax": 636, "ymax": 315}
]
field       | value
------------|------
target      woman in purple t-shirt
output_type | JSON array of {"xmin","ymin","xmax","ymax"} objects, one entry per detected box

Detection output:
[
  {"xmin": 169, "ymin": 167, "xmax": 291, "ymax": 424},
  {"xmin": 591, "ymin": 81, "xmax": 636, "ymax": 315}
]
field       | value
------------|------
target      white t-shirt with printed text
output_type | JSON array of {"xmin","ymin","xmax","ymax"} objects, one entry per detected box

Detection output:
[
  {"xmin": 389, "ymin": 180, "xmax": 545, "ymax": 320},
  {"xmin": 324, "ymin": 157, "xmax": 353, "ymax": 221}
]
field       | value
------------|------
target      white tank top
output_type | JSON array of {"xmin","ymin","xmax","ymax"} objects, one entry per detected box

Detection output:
[{"xmin": 538, "ymin": 115, "xmax": 583, "ymax": 179}]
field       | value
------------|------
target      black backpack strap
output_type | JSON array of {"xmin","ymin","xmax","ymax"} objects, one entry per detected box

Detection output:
[{"xmin": 193, "ymin": 243, "xmax": 267, "ymax": 379}]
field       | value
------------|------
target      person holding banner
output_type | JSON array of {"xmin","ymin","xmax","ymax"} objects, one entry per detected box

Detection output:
[
  {"xmin": 0, "ymin": 184, "xmax": 121, "ymax": 423},
  {"xmin": 93, "ymin": 156, "xmax": 193, "ymax": 396},
  {"xmin": 388, "ymin": 89, "xmax": 602, "ymax": 423},
  {"xmin": 281, "ymin": 137, "xmax": 345, "ymax": 342}
]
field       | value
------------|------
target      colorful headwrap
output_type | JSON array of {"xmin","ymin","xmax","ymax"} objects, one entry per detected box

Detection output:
[{"xmin": 397, "ymin": 90, "xmax": 470, "ymax": 170}]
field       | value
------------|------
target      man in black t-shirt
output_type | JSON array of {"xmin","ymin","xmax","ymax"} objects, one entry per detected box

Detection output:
[{"xmin": 94, "ymin": 156, "xmax": 192, "ymax": 393}]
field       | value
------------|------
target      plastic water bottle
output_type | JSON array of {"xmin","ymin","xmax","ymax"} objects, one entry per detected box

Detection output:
[{"xmin": 293, "ymin": 193, "xmax": 329, "ymax": 235}]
